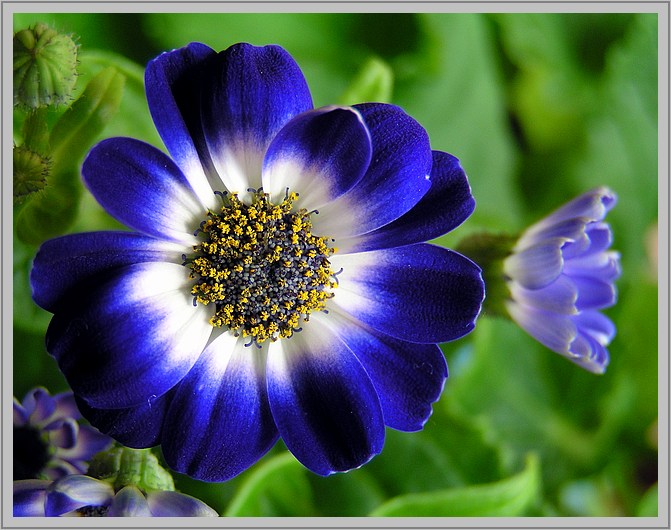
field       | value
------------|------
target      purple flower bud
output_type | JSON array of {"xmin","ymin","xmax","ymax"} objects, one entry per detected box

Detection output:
[{"xmin": 503, "ymin": 187, "xmax": 621, "ymax": 373}]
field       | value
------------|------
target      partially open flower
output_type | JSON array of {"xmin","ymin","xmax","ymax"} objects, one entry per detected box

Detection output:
[
  {"xmin": 13, "ymin": 387, "xmax": 112, "ymax": 480},
  {"xmin": 503, "ymin": 187, "xmax": 621, "ymax": 373}
]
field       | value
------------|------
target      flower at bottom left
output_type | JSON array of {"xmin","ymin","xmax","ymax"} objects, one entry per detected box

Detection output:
[
  {"xmin": 13, "ymin": 447, "xmax": 219, "ymax": 517},
  {"xmin": 14, "ymin": 387, "xmax": 112, "ymax": 480}
]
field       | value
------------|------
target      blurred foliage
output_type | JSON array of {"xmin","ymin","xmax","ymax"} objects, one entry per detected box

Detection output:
[{"xmin": 12, "ymin": 12, "xmax": 660, "ymax": 519}]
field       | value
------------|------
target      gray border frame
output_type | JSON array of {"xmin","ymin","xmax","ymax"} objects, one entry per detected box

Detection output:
[{"xmin": 3, "ymin": 2, "xmax": 669, "ymax": 529}]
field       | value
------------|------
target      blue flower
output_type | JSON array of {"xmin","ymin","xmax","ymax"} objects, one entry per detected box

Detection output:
[
  {"xmin": 503, "ymin": 187, "xmax": 621, "ymax": 373},
  {"xmin": 14, "ymin": 387, "xmax": 112, "ymax": 480},
  {"xmin": 13, "ymin": 476, "xmax": 218, "ymax": 517},
  {"xmin": 30, "ymin": 42, "xmax": 484, "ymax": 481}
]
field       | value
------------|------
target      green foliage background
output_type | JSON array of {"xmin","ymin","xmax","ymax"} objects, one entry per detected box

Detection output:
[{"xmin": 13, "ymin": 12, "xmax": 660, "ymax": 518}]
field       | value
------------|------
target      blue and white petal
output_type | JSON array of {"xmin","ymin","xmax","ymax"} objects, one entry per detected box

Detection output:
[
  {"xmin": 262, "ymin": 106, "xmax": 371, "ymax": 210},
  {"xmin": 107, "ymin": 486, "xmax": 151, "ymax": 517},
  {"xmin": 162, "ymin": 333, "xmax": 278, "ymax": 482},
  {"xmin": 145, "ymin": 42, "xmax": 222, "ymax": 211},
  {"xmin": 46, "ymin": 262, "xmax": 212, "ymax": 409},
  {"xmin": 331, "ymin": 243, "xmax": 484, "ymax": 343},
  {"xmin": 45, "ymin": 475, "xmax": 114, "ymax": 517},
  {"xmin": 82, "ymin": 138, "xmax": 204, "ymax": 245},
  {"xmin": 267, "ymin": 315, "xmax": 385, "ymax": 476},
  {"xmin": 201, "ymin": 43, "xmax": 313, "ymax": 194},
  {"xmin": 325, "ymin": 309, "xmax": 447, "ymax": 431},
  {"xmin": 146, "ymin": 491, "xmax": 219, "ymax": 517},
  {"xmin": 339, "ymin": 150, "xmax": 475, "ymax": 254},
  {"xmin": 13, "ymin": 480, "xmax": 49, "ymax": 516},
  {"xmin": 312, "ymin": 103, "xmax": 432, "ymax": 240},
  {"xmin": 31, "ymin": 231, "xmax": 184, "ymax": 313}
]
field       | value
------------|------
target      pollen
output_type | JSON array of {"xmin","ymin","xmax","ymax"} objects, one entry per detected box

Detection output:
[{"xmin": 186, "ymin": 189, "xmax": 337, "ymax": 345}]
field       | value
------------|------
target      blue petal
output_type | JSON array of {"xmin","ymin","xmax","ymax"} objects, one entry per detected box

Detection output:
[
  {"xmin": 312, "ymin": 103, "xmax": 432, "ymax": 239},
  {"xmin": 107, "ymin": 486, "xmax": 151, "ymax": 517},
  {"xmin": 331, "ymin": 243, "xmax": 484, "ymax": 343},
  {"xmin": 52, "ymin": 392, "xmax": 80, "ymax": 421},
  {"xmin": 46, "ymin": 262, "xmax": 212, "ymax": 409},
  {"xmin": 13, "ymin": 480, "xmax": 49, "ymax": 517},
  {"xmin": 572, "ymin": 276, "xmax": 617, "ymax": 310},
  {"xmin": 22, "ymin": 387, "xmax": 56, "ymax": 426},
  {"xmin": 564, "ymin": 250, "xmax": 621, "ymax": 282},
  {"xmin": 162, "ymin": 333, "xmax": 278, "ymax": 482},
  {"xmin": 504, "ymin": 238, "xmax": 565, "ymax": 289},
  {"xmin": 44, "ymin": 418, "xmax": 78, "ymax": 450},
  {"xmin": 267, "ymin": 316, "xmax": 385, "ymax": 475},
  {"xmin": 74, "ymin": 391, "xmax": 174, "ymax": 449},
  {"xmin": 574, "ymin": 310, "xmax": 617, "ymax": 345},
  {"xmin": 328, "ymin": 309, "xmax": 447, "ymax": 431},
  {"xmin": 568, "ymin": 333, "xmax": 609, "ymax": 374},
  {"xmin": 525, "ymin": 187, "xmax": 617, "ymax": 236},
  {"xmin": 201, "ymin": 43, "xmax": 313, "ymax": 193},
  {"xmin": 262, "ymin": 106, "xmax": 371, "ymax": 210},
  {"xmin": 45, "ymin": 475, "xmax": 113, "ymax": 516},
  {"xmin": 146, "ymin": 491, "xmax": 219, "ymax": 517},
  {"xmin": 58, "ymin": 424, "xmax": 113, "ymax": 463},
  {"xmin": 13, "ymin": 399, "xmax": 28, "ymax": 426},
  {"xmin": 145, "ymin": 42, "xmax": 222, "ymax": 210},
  {"xmin": 509, "ymin": 274, "xmax": 578, "ymax": 315},
  {"xmin": 505, "ymin": 300, "xmax": 576, "ymax": 354},
  {"xmin": 339, "ymin": 150, "xmax": 475, "ymax": 253},
  {"xmin": 82, "ymin": 138, "xmax": 204, "ymax": 245},
  {"xmin": 31, "ymin": 231, "xmax": 184, "ymax": 313}
]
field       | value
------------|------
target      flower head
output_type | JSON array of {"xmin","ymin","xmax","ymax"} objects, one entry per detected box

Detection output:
[
  {"xmin": 13, "ymin": 447, "xmax": 218, "ymax": 517},
  {"xmin": 503, "ymin": 187, "xmax": 621, "ymax": 373},
  {"xmin": 30, "ymin": 42, "xmax": 484, "ymax": 481},
  {"xmin": 14, "ymin": 387, "xmax": 112, "ymax": 481}
]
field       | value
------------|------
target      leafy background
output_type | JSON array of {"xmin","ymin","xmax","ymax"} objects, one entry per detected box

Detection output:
[{"xmin": 12, "ymin": 12, "xmax": 660, "ymax": 518}]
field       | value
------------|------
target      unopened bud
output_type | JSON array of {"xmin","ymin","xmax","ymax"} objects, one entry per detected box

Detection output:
[
  {"xmin": 13, "ymin": 23, "xmax": 78, "ymax": 109},
  {"xmin": 13, "ymin": 144, "xmax": 50, "ymax": 204}
]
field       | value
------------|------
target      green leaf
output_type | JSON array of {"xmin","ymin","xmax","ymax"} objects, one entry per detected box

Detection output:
[
  {"xmin": 370, "ymin": 453, "xmax": 541, "ymax": 516},
  {"xmin": 308, "ymin": 468, "xmax": 386, "ymax": 517},
  {"xmin": 75, "ymin": 49, "xmax": 163, "ymax": 149},
  {"xmin": 394, "ymin": 14, "xmax": 521, "ymax": 236},
  {"xmin": 224, "ymin": 452, "xmax": 317, "ymax": 517},
  {"xmin": 337, "ymin": 56, "xmax": 394, "ymax": 105},
  {"xmin": 49, "ymin": 66, "xmax": 125, "ymax": 169},
  {"xmin": 15, "ymin": 66, "xmax": 125, "ymax": 245},
  {"xmin": 143, "ymin": 13, "xmax": 356, "ymax": 105}
]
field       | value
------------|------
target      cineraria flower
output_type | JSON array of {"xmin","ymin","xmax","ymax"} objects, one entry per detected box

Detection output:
[
  {"xmin": 30, "ymin": 42, "xmax": 484, "ymax": 481},
  {"xmin": 503, "ymin": 187, "xmax": 620, "ymax": 373},
  {"xmin": 13, "ymin": 447, "xmax": 219, "ymax": 517},
  {"xmin": 14, "ymin": 387, "xmax": 112, "ymax": 480}
]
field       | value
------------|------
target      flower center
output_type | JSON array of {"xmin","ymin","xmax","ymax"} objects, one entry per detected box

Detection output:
[
  {"xmin": 13, "ymin": 425, "xmax": 50, "ymax": 480},
  {"xmin": 186, "ymin": 189, "xmax": 337, "ymax": 345}
]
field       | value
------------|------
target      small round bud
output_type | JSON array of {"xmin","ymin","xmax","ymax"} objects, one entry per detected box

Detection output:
[
  {"xmin": 13, "ymin": 23, "xmax": 78, "ymax": 109},
  {"xmin": 13, "ymin": 144, "xmax": 50, "ymax": 204}
]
